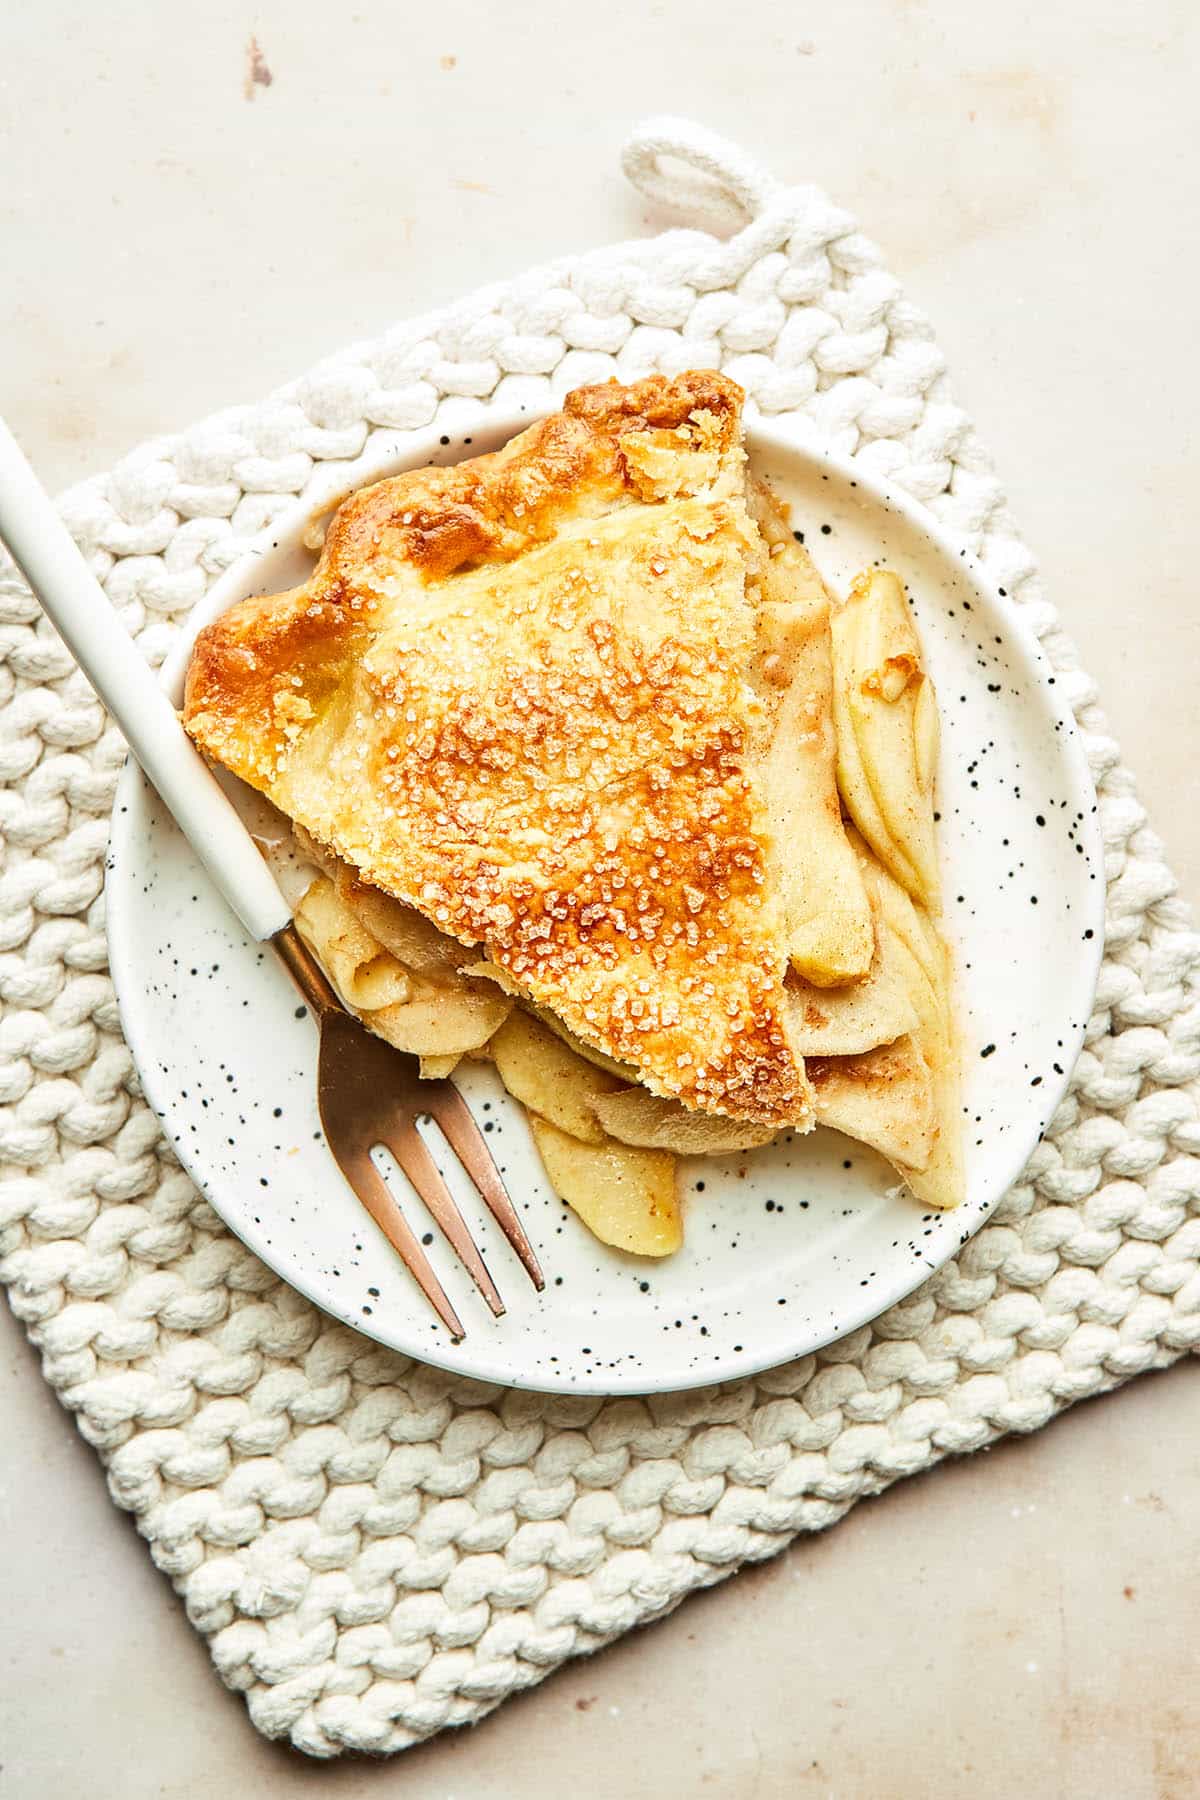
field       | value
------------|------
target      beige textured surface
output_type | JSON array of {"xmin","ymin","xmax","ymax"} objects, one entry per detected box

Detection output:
[{"xmin": 2, "ymin": 2, "xmax": 1197, "ymax": 1794}]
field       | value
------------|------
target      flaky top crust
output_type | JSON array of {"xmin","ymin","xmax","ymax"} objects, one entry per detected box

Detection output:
[{"xmin": 184, "ymin": 372, "xmax": 814, "ymax": 1127}]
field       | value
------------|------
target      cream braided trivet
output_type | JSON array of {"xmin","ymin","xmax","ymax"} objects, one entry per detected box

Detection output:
[{"xmin": 2, "ymin": 118, "xmax": 1197, "ymax": 1757}]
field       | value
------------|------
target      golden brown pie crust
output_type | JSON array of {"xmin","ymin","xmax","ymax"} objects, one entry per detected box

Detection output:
[{"xmin": 184, "ymin": 372, "xmax": 816, "ymax": 1128}]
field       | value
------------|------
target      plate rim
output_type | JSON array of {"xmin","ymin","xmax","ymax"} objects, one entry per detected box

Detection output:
[{"xmin": 106, "ymin": 401, "xmax": 1107, "ymax": 1394}]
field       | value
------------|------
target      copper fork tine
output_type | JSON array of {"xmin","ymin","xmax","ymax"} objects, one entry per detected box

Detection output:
[
  {"xmin": 381, "ymin": 1122, "xmax": 505, "ymax": 1318},
  {"xmin": 276, "ymin": 925, "xmax": 540, "ymax": 1339},
  {"xmin": 424, "ymin": 1083, "xmax": 545, "ymax": 1290},
  {"xmin": 325, "ymin": 1136, "xmax": 466, "ymax": 1340}
]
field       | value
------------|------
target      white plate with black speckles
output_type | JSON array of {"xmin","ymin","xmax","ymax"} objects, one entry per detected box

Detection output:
[{"xmin": 106, "ymin": 405, "xmax": 1105, "ymax": 1395}]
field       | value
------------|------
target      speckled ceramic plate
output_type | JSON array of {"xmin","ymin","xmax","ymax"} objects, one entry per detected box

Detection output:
[{"xmin": 106, "ymin": 407, "xmax": 1104, "ymax": 1395}]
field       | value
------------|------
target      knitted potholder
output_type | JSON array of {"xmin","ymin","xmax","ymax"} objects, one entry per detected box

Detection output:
[{"xmin": 2, "ymin": 118, "xmax": 1198, "ymax": 1758}]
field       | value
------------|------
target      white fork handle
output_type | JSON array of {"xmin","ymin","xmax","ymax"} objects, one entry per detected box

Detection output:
[{"xmin": 0, "ymin": 417, "xmax": 291, "ymax": 941}]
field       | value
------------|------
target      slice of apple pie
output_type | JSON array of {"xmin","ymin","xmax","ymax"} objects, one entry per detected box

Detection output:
[
  {"xmin": 185, "ymin": 371, "xmax": 819, "ymax": 1130},
  {"xmin": 184, "ymin": 371, "xmax": 961, "ymax": 1253}
]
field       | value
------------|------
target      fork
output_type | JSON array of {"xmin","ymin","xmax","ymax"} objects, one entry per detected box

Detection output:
[{"xmin": 0, "ymin": 417, "xmax": 544, "ymax": 1340}]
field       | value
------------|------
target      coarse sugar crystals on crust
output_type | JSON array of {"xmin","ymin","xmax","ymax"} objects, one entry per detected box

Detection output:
[{"xmin": 184, "ymin": 371, "xmax": 815, "ymax": 1128}]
